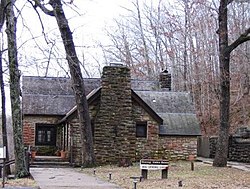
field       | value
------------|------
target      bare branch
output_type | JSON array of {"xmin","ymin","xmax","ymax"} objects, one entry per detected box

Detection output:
[
  {"xmin": 27, "ymin": 0, "xmax": 52, "ymax": 44},
  {"xmin": 228, "ymin": 27, "xmax": 250, "ymax": 53},
  {"xmin": 0, "ymin": 0, "xmax": 7, "ymax": 31},
  {"xmin": 45, "ymin": 40, "xmax": 56, "ymax": 77},
  {"xmin": 227, "ymin": 0, "xmax": 234, "ymax": 5},
  {"xmin": 32, "ymin": 0, "xmax": 54, "ymax": 16}
]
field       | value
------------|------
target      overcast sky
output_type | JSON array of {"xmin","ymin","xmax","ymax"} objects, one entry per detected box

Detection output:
[
  {"xmin": 14, "ymin": 0, "xmax": 135, "ymax": 77},
  {"xmin": 2, "ymin": 0, "xmax": 164, "ymax": 114}
]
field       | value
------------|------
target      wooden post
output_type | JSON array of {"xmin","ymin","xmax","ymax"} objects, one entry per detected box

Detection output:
[
  {"xmin": 191, "ymin": 161, "xmax": 194, "ymax": 171},
  {"xmin": 2, "ymin": 159, "xmax": 5, "ymax": 188},
  {"xmin": 26, "ymin": 151, "xmax": 30, "ymax": 173},
  {"xmin": 133, "ymin": 180, "xmax": 137, "ymax": 189},
  {"xmin": 141, "ymin": 169, "xmax": 148, "ymax": 179},
  {"xmin": 162, "ymin": 167, "xmax": 168, "ymax": 179},
  {"xmin": 189, "ymin": 155, "xmax": 195, "ymax": 171}
]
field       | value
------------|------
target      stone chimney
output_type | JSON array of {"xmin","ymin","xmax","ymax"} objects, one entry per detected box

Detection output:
[
  {"xmin": 94, "ymin": 64, "xmax": 136, "ymax": 164},
  {"xmin": 159, "ymin": 69, "xmax": 171, "ymax": 91}
]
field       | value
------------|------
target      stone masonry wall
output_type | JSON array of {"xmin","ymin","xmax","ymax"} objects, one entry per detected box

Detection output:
[
  {"xmin": 67, "ymin": 66, "xmax": 198, "ymax": 165},
  {"xmin": 68, "ymin": 118, "xmax": 82, "ymax": 165},
  {"xmin": 229, "ymin": 137, "xmax": 250, "ymax": 162},
  {"xmin": 94, "ymin": 66, "xmax": 136, "ymax": 164},
  {"xmin": 158, "ymin": 136, "xmax": 198, "ymax": 160},
  {"xmin": 68, "ymin": 101, "xmax": 100, "ymax": 166},
  {"xmin": 132, "ymin": 101, "xmax": 159, "ymax": 161},
  {"xmin": 159, "ymin": 70, "xmax": 171, "ymax": 90},
  {"xmin": 209, "ymin": 135, "xmax": 250, "ymax": 163},
  {"xmin": 132, "ymin": 96, "xmax": 197, "ymax": 161},
  {"xmin": 70, "ymin": 99, "xmax": 197, "ymax": 165}
]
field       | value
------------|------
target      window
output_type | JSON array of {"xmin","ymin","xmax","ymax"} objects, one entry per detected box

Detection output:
[
  {"xmin": 136, "ymin": 122, "xmax": 147, "ymax": 138},
  {"xmin": 35, "ymin": 124, "xmax": 56, "ymax": 146},
  {"xmin": 91, "ymin": 120, "xmax": 95, "ymax": 138}
]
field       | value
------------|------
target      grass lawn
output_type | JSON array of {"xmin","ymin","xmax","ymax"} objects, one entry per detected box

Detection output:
[{"xmin": 82, "ymin": 161, "xmax": 250, "ymax": 189}]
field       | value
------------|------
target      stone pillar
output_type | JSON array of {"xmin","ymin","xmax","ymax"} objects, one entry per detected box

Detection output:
[
  {"xmin": 159, "ymin": 69, "xmax": 171, "ymax": 90},
  {"xmin": 94, "ymin": 65, "xmax": 136, "ymax": 164}
]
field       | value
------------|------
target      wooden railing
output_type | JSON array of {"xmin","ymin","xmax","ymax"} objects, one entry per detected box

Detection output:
[
  {"xmin": 0, "ymin": 159, "xmax": 15, "ymax": 178},
  {"xmin": 0, "ymin": 152, "xmax": 31, "ymax": 188},
  {"xmin": 0, "ymin": 159, "xmax": 15, "ymax": 188}
]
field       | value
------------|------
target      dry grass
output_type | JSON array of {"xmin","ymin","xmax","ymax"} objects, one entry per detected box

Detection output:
[
  {"xmin": 82, "ymin": 161, "xmax": 250, "ymax": 189},
  {"xmin": 3, "ymin": 176, "xmax": 38, "ymax": 188}
]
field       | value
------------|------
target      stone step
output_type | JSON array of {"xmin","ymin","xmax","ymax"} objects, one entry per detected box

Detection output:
[
  {"xmin": 30, "ymin": 156, "xmax": 71, "ymax": 168},
  {"xmin": 30, "ymin": 162, "xmax": 70, "ymax": 168},
  {"xmin": 33, "ymin": 156, "xmax": 67, "ymax": 162}
]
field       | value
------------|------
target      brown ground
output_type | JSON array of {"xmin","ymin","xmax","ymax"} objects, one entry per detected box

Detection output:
[
  {"xmin": 3, "ymin": 161, "xmax": 249, "ymax": 189},
  {"xmin": 82, "ymin": 161, "xmax": 250, "ymax": 189},
  {"xmin": 3, "ymin": 176, "xmax": 38, "ymax": 188}
]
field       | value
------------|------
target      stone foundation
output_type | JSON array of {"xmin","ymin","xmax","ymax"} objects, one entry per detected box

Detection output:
[{"xmin": 158, "ymin": 136, "xmax": 198, "ymax": 160}]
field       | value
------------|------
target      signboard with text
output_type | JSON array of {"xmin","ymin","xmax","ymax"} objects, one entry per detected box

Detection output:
[
  {"xmin": 0, "ymin": 146, "xmax": 6, "ymax": 159},
  {"xmin": 140, "ymin": 159, "xmax": 168, "ymax": 170}
]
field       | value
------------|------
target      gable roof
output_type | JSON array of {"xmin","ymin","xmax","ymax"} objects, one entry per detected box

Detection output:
[
  {"xmin": 58, "ymin": 87, "xmax": 101, "ymax": 123},
  {"xmin": 58, "ymin": 88, "xmax": 163, "ymax": 124},
  {"xmin": 22, "ymin": 75, "xmax": 201, "ymax": 136},
  {"xmin": 22, "ymin": 76, "xmax": 159, "ymax": 115},
  {"xmin": 22, "ymin": 76, "xmax": 100, "ymax": 115},
  {"xmin": 135, "ymin": 91, "xmax": 201, "ymax": 136}
]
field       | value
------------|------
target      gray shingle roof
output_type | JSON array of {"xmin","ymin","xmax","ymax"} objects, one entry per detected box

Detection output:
[
  {"xmin": 22, "ymin": 94, "xmax": 75, "ymax": 115},
  {"xmin": 158, "ymin": 113, "xmax": 200, "ymax": 136},
  {"xmin": 22, "ymin": 76, "xmax": 158, "ymax": 115},
  {"xmin": 22, "ymin": 76, "xmax": 100, "ymax": 115},
  {"xmin": 134, "ymin": 91, "xmax": 196, "ymax": 114},
  {"xmin": 135, "ymin": 91, "xmax": 201, "ymax": 136},
  {"xmin": 22, "ymin": 76, "xmax": 201, "ymax": 136}
]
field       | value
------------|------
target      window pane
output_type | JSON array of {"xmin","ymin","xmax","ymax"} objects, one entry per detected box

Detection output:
[
  {"xmin": 47, "ymin": 131, "xmax": 51, "ymax": 142},
  {"xmin": 136, "ymin": 122, "xmax": 147, "ymax": 138},
  {"xmin": 38, "ymin": 131, "xmax": 42, "ymax": 142},
  {"xmin": 35, "ymin": 124, "xmax": 56, "ymax": 146}
]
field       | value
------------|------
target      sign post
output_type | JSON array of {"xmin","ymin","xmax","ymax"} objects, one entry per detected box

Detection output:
[
  {"xmin": 140, "ymin": 159, "xmax": 169, "ymax": 179},
  {"xmin": 0, "ymin": 146, "xmax": 6, "ymax": 188}
]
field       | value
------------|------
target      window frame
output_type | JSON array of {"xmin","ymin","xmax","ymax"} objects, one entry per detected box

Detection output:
[
  {"xmin": 35, "ymin": 124, "xmax": 56, "ymax": 146},
  {"xmin": 136, "ymin": 121, "xmax": 147, "ymax": 138}
]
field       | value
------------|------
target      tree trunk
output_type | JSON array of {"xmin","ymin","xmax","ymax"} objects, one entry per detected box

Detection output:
[
  {"xmin": 213, "ymin": 0, "xmax": 250, "ymax": 167},
  {"xmin": 0, "ymin": 51, "xmax": 11, "ymax": 175},
  {"xmin": 0, "ymin": 0, "xmax": 10, "ymax": 175},
  {"xmin": 213, "ymin": 0, "xmax": 230, "ymax": 167},
  {"xmin": 5, "ymin": 0, "xmax": 29, "ymax": 177},
  {"xmin": 49, "ymin": 0, "xmax": 95, "ymax": 167}
]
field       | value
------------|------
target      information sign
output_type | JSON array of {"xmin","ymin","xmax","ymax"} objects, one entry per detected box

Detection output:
[
  {"xmin": 0, "ymin": 146, "xmax": 6, "ymax": 159},
  {"xmin": 140, "ymin": 159, "xmax": 168, "ymax": 170}
]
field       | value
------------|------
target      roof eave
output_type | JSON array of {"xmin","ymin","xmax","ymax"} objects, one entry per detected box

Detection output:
[
  {"xmin": 57, "ymin": 87, "xmax": 101, "ymax": 124},
  {"xmin": 132, "ymin": 89, "xmax": 163, "ymax": 124},
  {"xmin": 159, "ymin": 133, "xmax": 201, "ymax": 136}
]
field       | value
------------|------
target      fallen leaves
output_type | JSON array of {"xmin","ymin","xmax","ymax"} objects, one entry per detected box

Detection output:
[{"xmin": 83, "ymin": 161, "xmax": 250, "ymax": 189}]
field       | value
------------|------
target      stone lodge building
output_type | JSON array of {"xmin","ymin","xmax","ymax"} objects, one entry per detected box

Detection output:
[{"xmin": 22, "ymin": 65, "xmax": 201, "ymax": 165}]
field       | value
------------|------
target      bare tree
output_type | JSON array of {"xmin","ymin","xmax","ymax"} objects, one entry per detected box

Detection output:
[
  {"xmin": 0, "ymin": 54, "xmax": 11, "ymax": 176},
  {"xmin": 5, "ymin": 0, "xmax": 29, "ymax": 177},
  {"xmin": 213, "ymin": 0, "xmax": 250, "ymax": 167},
  {"xmin": 134, "ymin": 0, "xmax": 152, "ymax": 77},
  {"xmin": 32, "ymin": 0, "xmax": 95, "ymax": 167},
  {"xmin": 0, "ymin": 0, "xmax": 11, "ymax": 175}
]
